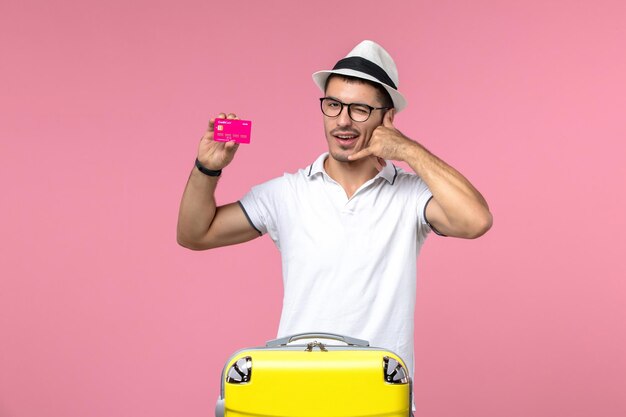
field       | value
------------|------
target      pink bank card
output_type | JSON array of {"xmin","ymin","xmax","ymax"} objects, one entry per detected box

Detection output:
[{"xmin": 213, "ymin": 118, "xmax": 252, "ymax": 144}]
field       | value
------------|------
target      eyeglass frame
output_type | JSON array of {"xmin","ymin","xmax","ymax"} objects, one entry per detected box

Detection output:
[{"xmin": 319, "ymin": 97, "xmax": 391, "ymax": 122}]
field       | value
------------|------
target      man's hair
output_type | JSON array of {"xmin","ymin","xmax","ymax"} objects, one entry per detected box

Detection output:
[{"xmin": 324, "ymin": 74, "xmax": 394, "ymax": 109}]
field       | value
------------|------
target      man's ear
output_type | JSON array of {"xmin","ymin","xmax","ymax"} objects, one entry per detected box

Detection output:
[{"xmin": 383, "ymin": 109, "xmax": 395, "ymax": 127}]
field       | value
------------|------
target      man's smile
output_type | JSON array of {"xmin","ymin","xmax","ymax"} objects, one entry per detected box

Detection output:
[{"xmin": 331, "ymin": 130, "xmax": 360, "ymax": 147}]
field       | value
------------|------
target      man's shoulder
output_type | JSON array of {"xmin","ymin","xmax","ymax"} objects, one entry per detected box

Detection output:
[
  {"xmin": 255, "ymin": 155, "xmax": 324, "ymax": 186},
  {"xmin": 388, "ymin": 165, "xmax": 426, "ymax": 186},
  {"xmin": 249, "ymin": 158, "xmax": 318, "ymax": 194}
]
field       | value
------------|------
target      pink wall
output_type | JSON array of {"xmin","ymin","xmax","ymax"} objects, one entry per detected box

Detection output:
[{"xmin": 2, "ymin": 1, "xmax": 625, "ymax": 416}]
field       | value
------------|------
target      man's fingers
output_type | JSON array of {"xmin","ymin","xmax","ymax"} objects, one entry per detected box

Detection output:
[
  {"xmin": 348, "ymin": 148, "xmax": 373, "ymax": 161},
  {"xmin": 208, "ymin": 113, "xmax": 227, "ymax": 132},
  {"xmin": 224, "ymin": 141, "xmax": 239, "ymax": 151},
  {"xmin": 227, "ymin": 113, "xmax": 238, "ymax": 119}
]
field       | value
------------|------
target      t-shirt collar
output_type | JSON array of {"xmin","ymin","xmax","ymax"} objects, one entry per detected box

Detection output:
[{"xmin": 307, "ymin": 152, "xmax": 397, "ymax": 184}]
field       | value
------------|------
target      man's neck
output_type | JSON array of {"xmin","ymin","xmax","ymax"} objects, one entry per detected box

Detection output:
[{"xmin": 324, "ymin": 155, "xmax": 379, "ymax": 199}]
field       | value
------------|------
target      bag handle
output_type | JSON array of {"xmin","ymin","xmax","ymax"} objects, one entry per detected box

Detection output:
[{"xmin": 266, "ymin": 332, "xmax": 370, "ymax": 348}]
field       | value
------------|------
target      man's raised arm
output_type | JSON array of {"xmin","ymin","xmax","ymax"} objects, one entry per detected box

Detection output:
[
  {"xmin": 349, "ymin": 109, "xmax": 493, "ymax": 239},
  {"xmin": 177, "ymin": 113, "xmax": 261, "ymax": 250}
]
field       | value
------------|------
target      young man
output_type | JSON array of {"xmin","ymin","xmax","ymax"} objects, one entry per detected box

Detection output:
[{"xmin": 177, "ymin": 40, "xmax": 492, "ymax": 379}]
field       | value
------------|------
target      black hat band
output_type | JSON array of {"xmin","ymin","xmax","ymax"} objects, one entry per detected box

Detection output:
[{"xmin": 332, "ymin": 56, "xmax": 397, "ymax": 90}]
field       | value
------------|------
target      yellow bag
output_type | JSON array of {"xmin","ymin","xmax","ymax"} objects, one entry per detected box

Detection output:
[{"xmin": 216, "ymin": 332, "xmax": 412, "ymax": 417}]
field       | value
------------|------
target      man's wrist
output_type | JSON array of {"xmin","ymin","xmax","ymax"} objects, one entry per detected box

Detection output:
[
  {"xmin": 402, "ymin": 138, "xmax": 427, "ymax": 161},
  {"xmin": 195, "ymin": 158, "xmax": 222, "ymax": 177}
]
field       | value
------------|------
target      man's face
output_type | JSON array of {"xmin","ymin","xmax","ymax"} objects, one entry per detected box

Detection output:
[{"xmin": 323, "ymin": 76, "xmax": 386, "ymax": 163}]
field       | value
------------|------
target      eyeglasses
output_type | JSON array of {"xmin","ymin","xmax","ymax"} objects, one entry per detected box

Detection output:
[{"xmin": 319, "ymin": 97, "xmax": 390, "ymax": 122}]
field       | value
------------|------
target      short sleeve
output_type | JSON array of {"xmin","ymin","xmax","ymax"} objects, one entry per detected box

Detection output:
[
  {"xmin": 415, "ymin": 179, "xmax": 433, "ymax": 228},
  {"xmin": 392, "ymin": 169, "xmax": 434, "ymax": 240},
  {"xmin": 238, "ymin": 176, "xmax": 285, "ymax": 240}
]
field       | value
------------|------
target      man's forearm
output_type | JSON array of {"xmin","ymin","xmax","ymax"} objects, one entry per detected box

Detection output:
[
  {"xmin": 403, "ymin": 141, "xmax": 492, "ymax": 237},
  {"xmin": 176, "ymin": 167, "xmax": 220, "ymax": 247},
  {"xmin": 347, "ymin": 110, "xmax": 492, "ymax": 238}
]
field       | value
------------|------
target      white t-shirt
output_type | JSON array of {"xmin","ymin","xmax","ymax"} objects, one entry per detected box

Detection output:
[{"xmin": 239, "ymin": 153, "xmax": 433, "ymax": 378}]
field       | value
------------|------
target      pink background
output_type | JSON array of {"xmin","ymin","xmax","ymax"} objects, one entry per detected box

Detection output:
[{"xmin": 2, "ymin": 1, "xmax": 625, "ymax": 416}]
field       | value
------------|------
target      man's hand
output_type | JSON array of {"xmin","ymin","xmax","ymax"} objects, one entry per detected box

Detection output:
[
  {"xmin": 349, "ymin": 108, "xmax": 492, "ymax": 238},
  {"xmin": 177, "ymin": 111, "xmax": 260, "ymax": 251},
  {"xmin": 348, "ymin": 109, "xmax": 414, "ymax": 163},
  {"xmin": 198, "ymin": 112, "xmax": 241, "ymax": 170}
]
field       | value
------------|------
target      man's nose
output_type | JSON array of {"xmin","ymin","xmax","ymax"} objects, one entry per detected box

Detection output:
[{"xmin": 336, "ymin": 105, "xmax": 353, "ymax": 126}]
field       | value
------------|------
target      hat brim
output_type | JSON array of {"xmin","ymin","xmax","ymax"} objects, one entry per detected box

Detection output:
[{"xmin": 312, "ymin": 68, "xmax": 407, "ymax": 112}]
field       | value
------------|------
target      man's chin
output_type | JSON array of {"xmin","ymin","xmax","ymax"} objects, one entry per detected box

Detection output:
[{"xmin": 328, "ymin": 150, "xmax": 353, "ymax": 163}]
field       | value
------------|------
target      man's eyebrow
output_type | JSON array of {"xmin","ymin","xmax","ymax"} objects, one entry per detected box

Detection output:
[{"xmin": 326, "ymin": 96, "xmax": 373, "ymax": 107}]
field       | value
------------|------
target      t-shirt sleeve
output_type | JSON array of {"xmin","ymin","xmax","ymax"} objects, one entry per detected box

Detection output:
[
  {"xmin": 414, "ymin": 177, "xmax": 433, "ymax": 228},
  {"xmin": 400, "ymin": 174, "xmax": 432, "ymax": 243},
  {"xmin": 238, "ymin": 177, "xmax": 285, "ymax": 239}
]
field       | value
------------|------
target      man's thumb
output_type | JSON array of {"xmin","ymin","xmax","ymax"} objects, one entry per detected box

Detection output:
[{"xmin": 383, "ymin": 109, "xmax": 394, "ymax": 127}]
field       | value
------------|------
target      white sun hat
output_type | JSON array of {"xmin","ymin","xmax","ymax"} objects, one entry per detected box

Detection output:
[{"xmin": 312, "ymin": 40, "xmax": 407, "ymax": 112}]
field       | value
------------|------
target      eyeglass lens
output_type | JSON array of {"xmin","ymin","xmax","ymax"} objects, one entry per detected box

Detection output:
[{"xmin": 321, "ymin": 98, "xmax": 372, "ymax": 122}]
